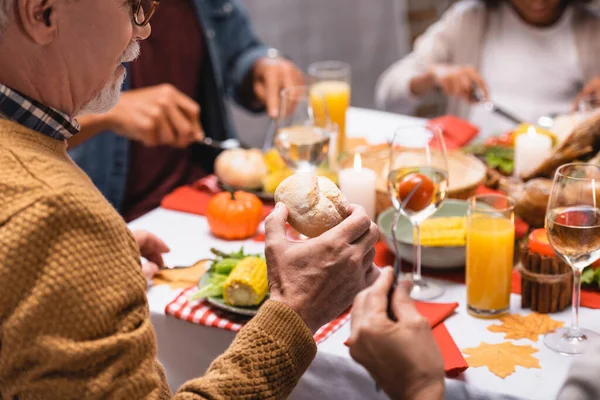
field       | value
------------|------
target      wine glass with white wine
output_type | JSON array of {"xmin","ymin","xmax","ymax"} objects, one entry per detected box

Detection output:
[
  {"xmin": 274, "ymin": 85, "xmax": 334, "ymax": 174},
  {"xmin": 388, "ymin": 125, "xmax": 449, "ymax": 300},
  {"xmin": 544, "ymin": 163, "xmax": 600, "ymax": 355}
]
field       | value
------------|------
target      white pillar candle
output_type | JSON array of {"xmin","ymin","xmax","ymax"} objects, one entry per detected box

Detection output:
[
  {"xmin": 339, "ymin": 153, "xmax": 377, "ymax": 220},
  {"xmin": 514, "ymin": 126, "xmax": 552, "ymax": 178}
]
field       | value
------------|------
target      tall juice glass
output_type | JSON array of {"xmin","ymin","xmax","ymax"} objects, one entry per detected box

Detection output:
[
  {"xmin": 466, "ymin": 194, "xmax": 516, "ymax": 318},
  {"xmin": 308, "ymin": 61, "xmax": 351, "ymax": 156}
]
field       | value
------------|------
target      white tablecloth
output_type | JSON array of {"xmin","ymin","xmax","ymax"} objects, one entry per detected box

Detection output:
[{"xmin": 130, "ymin": 107, "xmax": 600, "ymax": 400}]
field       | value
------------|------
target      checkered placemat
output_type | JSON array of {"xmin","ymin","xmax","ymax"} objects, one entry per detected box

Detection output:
[{"xmin": 165, "ymin": 287, "xmax": 350, "ymax": 344}]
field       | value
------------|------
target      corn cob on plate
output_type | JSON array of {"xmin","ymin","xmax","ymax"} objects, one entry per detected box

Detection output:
[{"xmin": 193, "ymin": 248, "xmax": 268, "ymax": 316}]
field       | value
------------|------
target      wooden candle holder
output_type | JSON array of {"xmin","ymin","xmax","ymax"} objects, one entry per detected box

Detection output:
[{"xmin": 519, "ymin": 242, "xmax": 572, "ymax": 313}]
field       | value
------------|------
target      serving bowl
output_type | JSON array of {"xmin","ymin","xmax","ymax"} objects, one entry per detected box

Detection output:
[{"xmin": 377, "ymin": 199, "xmax": 468, "ymax": 269}]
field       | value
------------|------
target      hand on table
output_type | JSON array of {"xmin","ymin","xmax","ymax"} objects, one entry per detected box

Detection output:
[
  {"xmin": 573, "ymin": 76, "xmax": 600, "ymax": 110},
  {"xmin": 264, "ymin": 203, "xmax": 380, "ymax": 334},
  {"xmin": 252, "ymin": 56, "xmax": 305, "ymax": 118},
  {"xmin": 431, "ymin": 64, "xmax": 488, "ymax": 103},
  {"xmin": 133, "ymin": 230, "xmax": 170, "ymax": 280},
  {"xmin": 348, "ymin": 268, "xmax": 445, "ymax": 400},
  {"xmin": 105, "ymin": 84, "xmax": 204, "ymax": 148}
]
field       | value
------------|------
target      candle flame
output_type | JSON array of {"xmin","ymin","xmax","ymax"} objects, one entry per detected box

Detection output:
[
  {"xmin": 527, "ymin": 125, "xmax": 537, "ymax": 136},
  {"xmin": 354, "ymin": 153, "xmax": 362, "ymax": 171}
]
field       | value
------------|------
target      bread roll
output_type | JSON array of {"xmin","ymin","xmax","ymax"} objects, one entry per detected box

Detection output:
[{"xmin": 274, "ymin": 173, "xmax": 349, "ymax": 237}]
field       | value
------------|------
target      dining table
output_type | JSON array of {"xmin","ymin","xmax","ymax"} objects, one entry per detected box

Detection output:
[{"xmin": 129, "ymin": 107, "xmax": 600, "ymax": 400}]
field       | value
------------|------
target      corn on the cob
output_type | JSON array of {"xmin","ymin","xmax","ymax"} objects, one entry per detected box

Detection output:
[
  {"xmin": 417, "ymin": 217, "xmax": 466, "ymax": 247},
  {"xmin": 223, "ymin": 256, "xmax": 268, "ymax": 306}
]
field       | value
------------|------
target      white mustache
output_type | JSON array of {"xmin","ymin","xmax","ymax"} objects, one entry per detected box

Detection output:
[{"xmin": 118, "ymin": 41, "xmax": 141, "ymax": 64}]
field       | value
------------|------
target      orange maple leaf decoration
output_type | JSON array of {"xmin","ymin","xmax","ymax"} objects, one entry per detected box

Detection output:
[
  {"xmin": 487, "ymin": 313, "xmax": 564, "ymax": 342},
  {"xmin": 463, "ymin": 342, "xmax": 541, "ymax": 378}
]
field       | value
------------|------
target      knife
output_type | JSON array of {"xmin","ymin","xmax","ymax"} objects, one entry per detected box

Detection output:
[{"xmin": 472, "ymin": 85, "xmax": 524, "ymax": 125}]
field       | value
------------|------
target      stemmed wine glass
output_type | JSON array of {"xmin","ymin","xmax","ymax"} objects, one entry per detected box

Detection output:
[
  {"xmin": 274, "ymin": 85, "xmax": 335, "ymax": 174},
  {"xmin": 388, "ymin": 125, "xmax": 449, "ymax": 300},
  {"xmin": 545, "ymin": 163, "xmax": 600, "ymax": 355}
]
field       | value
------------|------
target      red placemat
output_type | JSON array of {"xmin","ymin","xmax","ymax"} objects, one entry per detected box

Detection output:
[
  {"xmin": 376, "ymin": 240, "xmax": 600, "ymax": 309},
  {"xmin": 428, "ymin": 115, "xmax": 479, "ymax": 150},
  {"xmin": 161, "ymin": 175, "xmax": 274, "ymax": 219},
  {"xmin": 165, "ymin": 287, "xmax": 350, "ymax": 344}
]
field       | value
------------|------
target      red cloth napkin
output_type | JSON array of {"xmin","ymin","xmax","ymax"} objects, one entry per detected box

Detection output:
[
  {"xmin": 428, "ymin": 115, "xmax": 479, "ymax": 150},
  {"xmin": 416, "ymin": 302, "xmax": 468, "ymax": 377},
  {"xmin": 160, "ymin": 176, "xmax": 274, "ymax": 220},
  {"xmin": 432, "ymin": 324, "xmax": 468, "ymax": 377},
  {"xmin": 165, "ymin": 287, "xmax": 350, "ymax": 344}
]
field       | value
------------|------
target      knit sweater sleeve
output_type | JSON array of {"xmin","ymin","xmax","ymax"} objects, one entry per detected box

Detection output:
[
  {"xmin": 174, "ymin": 300, "xmax": 317, "ymax": 399},
  {"xmin": 0, "ymin": 184, "xmax": 316, "ymax": 399},
  {"xmin": 0, "ymin": 186, "xmax": 171, "ymax": 399}
]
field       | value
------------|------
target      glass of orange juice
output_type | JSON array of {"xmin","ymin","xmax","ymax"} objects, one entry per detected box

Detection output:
[
  {"xmin": 466, "ymin": 194, "xmax": 516, "ymax": 318},
  {"xmin": 308, "ymin": 61, "xmax": 351, "ymax": 157}
]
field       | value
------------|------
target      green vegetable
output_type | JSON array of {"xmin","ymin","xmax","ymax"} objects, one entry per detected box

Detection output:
[
  {"xmin": 191, "ymin": 273, "xmax": 228, "ymax": 300},
  {"xmin": 582, "ymin": 266, "xmax": 600, "ymax": 287},
  {"xmin": 464, "ymin": 144, "xmax": 514, "ymax": 174},
  {"xmin": 209, "ymin": 247, "xmax": 260, "ymax": 264},
  {"xmin": 485, "ymin": 146, "xmax": 514, "ymax": 175},
  {"xmin": 214, "ymin": 258, "xmax": 240, "ymax": 275},
  {"xmin": 191, "ymin": 247, "xmax": 265, "ymax": 302}
]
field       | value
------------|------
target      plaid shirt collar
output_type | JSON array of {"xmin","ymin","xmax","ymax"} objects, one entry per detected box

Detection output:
[{"xmin": 0, "ymin": 83, "xmax": 80, "ymax": 141}]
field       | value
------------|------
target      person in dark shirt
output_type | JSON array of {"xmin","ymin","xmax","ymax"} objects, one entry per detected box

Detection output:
[{"xmin": 68, "ymin": 0, "xmax": 304, "ymax": 221}]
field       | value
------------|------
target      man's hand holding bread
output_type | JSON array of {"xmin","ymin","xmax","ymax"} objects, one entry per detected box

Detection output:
[{"xmin": 265, "ymin": 173, "xmax": 380, "ymax": 333}]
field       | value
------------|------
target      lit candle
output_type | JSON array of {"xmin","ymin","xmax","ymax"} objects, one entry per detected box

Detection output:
[
  {"xmin": 514, "ymin": 126, "xmax": 552, "ymax": 178},
  {"xmin": 339, "ymin": 153, "xmax": 377, "ymax": 220}
]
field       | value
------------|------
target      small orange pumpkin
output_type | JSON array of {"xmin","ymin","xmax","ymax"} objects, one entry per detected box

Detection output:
[{"xmin": 206, "ymin": 190, "xmax": 263, "ymax": 240}]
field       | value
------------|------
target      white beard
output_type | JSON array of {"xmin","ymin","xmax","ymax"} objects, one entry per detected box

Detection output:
[
  {"xmin": 76, "ymin": 41, "xmax": 140, "ymax": 117},
  {"xmin": 77, "ymin": 71, "xmax": 125, "ymax": 116}
]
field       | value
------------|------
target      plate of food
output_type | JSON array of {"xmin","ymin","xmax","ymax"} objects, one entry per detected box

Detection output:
[{"xmin": 189, "ymin": 248, "xmax": 268, "ymax": 316}]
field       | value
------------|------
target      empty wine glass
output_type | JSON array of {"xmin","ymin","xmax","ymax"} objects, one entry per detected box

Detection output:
[
  {"xmin": 388, "ymin": 125, "xmax": 449, "ymax": 300},
  {"xmin": 544, "ymin": 163, "xmax": 600, "ymax": 355}
]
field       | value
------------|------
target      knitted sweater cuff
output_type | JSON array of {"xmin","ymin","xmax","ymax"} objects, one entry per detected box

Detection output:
[{"xmin": 249, "ymin": 300, "xmax": 317, "ymax": 373}]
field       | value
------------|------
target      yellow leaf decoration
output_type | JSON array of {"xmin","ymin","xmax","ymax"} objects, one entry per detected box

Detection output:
[
  {"xmin": 463, "ymin": 342, "xmax": 541, "ymax": 378},
  {"xmin": 488, "ymin": 313, "xmax": 564, "ymax": 342}
]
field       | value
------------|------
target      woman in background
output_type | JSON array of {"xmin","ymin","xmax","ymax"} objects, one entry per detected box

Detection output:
[{"xmin": 376, "ymin": 0, "xmax": 600, "ymax": 137}]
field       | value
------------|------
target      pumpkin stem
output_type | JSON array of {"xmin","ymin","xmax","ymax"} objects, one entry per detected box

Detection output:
[{"xmin": 222, "ymin": 183, "xmax": 236, "ymax": 201}]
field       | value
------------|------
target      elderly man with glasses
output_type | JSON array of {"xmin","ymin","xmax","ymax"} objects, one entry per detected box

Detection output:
[
  {"xmin": 0, "ymin": 1, "xmax": 380, "ymax": 398},
  {"xmin": 67, "ymin": 0, "xmax": 305, "ymax": 223}
]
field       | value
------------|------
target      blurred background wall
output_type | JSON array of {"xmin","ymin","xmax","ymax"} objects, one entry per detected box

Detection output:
[
  {"xmin": 233, "ymin": 0, "xmax": 600, "ymax": 146},
  {"xmin": 233, "ymin": 0, "xmax": 412, "ymax": 147}
]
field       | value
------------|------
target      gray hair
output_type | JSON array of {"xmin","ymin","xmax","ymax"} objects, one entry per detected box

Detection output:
[{"xmin": 0, "ymin": 0, "xmax": 12, "ymax": 33}]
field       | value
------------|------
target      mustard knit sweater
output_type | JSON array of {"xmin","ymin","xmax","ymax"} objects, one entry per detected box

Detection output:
[{"xmin": 0, "ymin": 120, "xmax": 316, "ymax": 399}]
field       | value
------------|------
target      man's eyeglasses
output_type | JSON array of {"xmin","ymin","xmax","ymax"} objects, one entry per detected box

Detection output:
[{"xmin": 132, "ymin": 0, "xmax": 160, "ymax": 27}]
